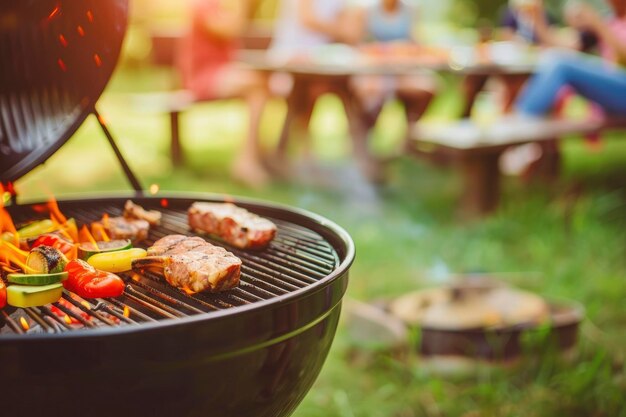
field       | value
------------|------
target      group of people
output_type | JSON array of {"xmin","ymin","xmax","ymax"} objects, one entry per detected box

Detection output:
[{"xmin": 177, "ymin": 0, "xmax": 626, "ymax": 187}]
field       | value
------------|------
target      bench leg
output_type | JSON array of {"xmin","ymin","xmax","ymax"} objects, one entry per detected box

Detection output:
[
  {"xmin": 170, "ymin": 111, "xmax": 183, "ymax": 167},
  {"xmin": 459, "ymin": 152, "xmax": 501, "ymax": 218}
]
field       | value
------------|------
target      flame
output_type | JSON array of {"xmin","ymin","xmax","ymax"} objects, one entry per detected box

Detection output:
[
  {"xmin": 47, "ymin": 4, "xmax": 60, "ymax": 21},
  {"xmin": 160, "ymin": 198, "xmax": 169, "ymax": 208},
  {"xmin": 123, "ymin": 305, "xmax": 130, "ymax": 318},
  {"xmin": 97, "ymin": 113, "xmax": 107, "ymax": 125},
  {"xmin": 131, "ymin": 273, "xmax": 141, "ymax": 282},
  {"xmin": 91, "ymin": 222, "xmax": 110, "ymax": 243},
  {"xmin": 20, "ymin": 317, "xmax": 30, "ymax": 331},
  {"xmin": 81, "ymin": 301, "xmax": 91, "ymax": 310},
  {"xmin": 93, "ymin": 54, "xmax": 102, "ymax": 67},
  {"xmin": 64, "ymin": 315, "xmax": 72, "ymax": 325},
  {"xmin": 46, "ymin": 198, "xmax": 67, "ymax": 224},
  {"xmin": 149, "ymin": 184, "xmax": 159, "ymax": 195},
  {"xmin": 182, "ymin": 286, "xmax": 196, "ymax": 296},
  {"xmin": 0, "ymin": 240, "xmax": 36, "ymax": 273},
  {"xmin": 0, "ymin": 206, "xmax": 19, "ymax": 248},
  {"xmin": 79, "ymin": 225, "xmax": 100, "ymax": 250},
  {"xmin": 57, "ymin": 58, "xmax": 67, "ymax": 72},
  {"xmin": 2, "ymin": 265, "xmax": 18, "ymax": 274},
  {"xmin": 58, "ymin": 34, "xmax": 67, "ymax": 47},
  {"xmin": 86, "ymin": 10, "xmax": 94, "ymax": 22},
  {"xmin": 76, "ymin": 25, "xmax": 85, "ymax": 37}
]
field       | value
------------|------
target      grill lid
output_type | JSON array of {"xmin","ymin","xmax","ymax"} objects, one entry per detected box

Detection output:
[{"xmin": 0, "ymin": 0, "xmax": 128, "ymax": 183}]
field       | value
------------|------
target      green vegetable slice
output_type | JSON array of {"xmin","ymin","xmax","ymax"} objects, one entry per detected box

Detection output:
[
  {"xmin": 78, "ymin": 239, "xmax": 132, "ymax": 260},
  {"xmin": 17, "ymin": 219, "xmax": 56, "ymax": 239},
  {"xmin": 7, "ymin": 272, "xmax": 68, "ymax": 286},
  {"xmin": 7, "ymin": 283, "xmax": 63, "ymax": 308}
]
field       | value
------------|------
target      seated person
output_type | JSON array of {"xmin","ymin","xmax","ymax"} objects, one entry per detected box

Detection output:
[
  {"xmin": 351, "ymin": 0, "xmax": 439, "ymax": 151},
  {"xmin": 516, "ymin": 0, "xmax": 626, "ymax": 116},
  {"xmin": 461, "ymin": 0, "xmax": 613, "ymax": 118},
  {"xmin": 177, "ymin": 0, "xmax": 270, "ymax": 188},
  {"xmin": 268, "ymin": 0, "xmax": 362, "ymax": 172}
]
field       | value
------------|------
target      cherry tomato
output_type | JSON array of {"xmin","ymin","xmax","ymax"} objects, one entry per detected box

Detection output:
[
  {"xmin": 64, "ymin": 260, "xmax": 124, "ymax": 299},
  {"xmin": 32, "ymin": 234, "xmax": 73, "ymax": 255},
  {"xmin": 82, "ymin": 272, "xmax": 125, "ymax": 298},
  {"xmin": 0, "ymin": 280, "xmax": 6, "ymax": 309}
]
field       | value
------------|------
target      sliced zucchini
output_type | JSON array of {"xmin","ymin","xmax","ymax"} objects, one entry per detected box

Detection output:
[
  {"xmin": 26, "ymin": 246, "xmax": 68, "ymax": 274},
  {"xmin": 78, "ymin": 239, "xmax": 132, "ymax": 260},
  {"xmin": 17, "ymin": 219, "xmax": 56, "ymax": 239},
  {"xmin": 87, "ymin": 248, "xmax": 147, "ymax": 273},
  {"xmin": 7, "ymin": 283, "xmax": 63, "ymax": 308},
  {"xmin": 7, "ymin": 272, "xmax": 68, "ymax": 286}
]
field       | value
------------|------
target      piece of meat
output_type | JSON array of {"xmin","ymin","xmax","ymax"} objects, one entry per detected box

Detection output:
[
  {"xmin": 133, "ymin": 235, "xmax": 242, "ymax": 293},
  {"xmin": 124, "ymin": 200, "xmax": 162, "ymax": 226},
  {"xmin": 92, "ymin": 216, "xmax": 150, "ymax": 243},
  {"xmin": 147, "ymin": 235, "xmax": 207, "ymax": 256},
  {"xmin": 188, "ymin": 202, "xmax": 276, "ymax": 249}
]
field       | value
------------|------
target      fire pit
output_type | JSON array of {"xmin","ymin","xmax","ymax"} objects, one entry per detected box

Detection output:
[{"xmin": 0, "ymin": 2, "xmax": 355, "ymax": 416}]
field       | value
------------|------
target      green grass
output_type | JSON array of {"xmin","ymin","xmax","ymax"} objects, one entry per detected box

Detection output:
[{"xmin": 15, "ymin": 67, "xmax": 626, "ymax": 417}]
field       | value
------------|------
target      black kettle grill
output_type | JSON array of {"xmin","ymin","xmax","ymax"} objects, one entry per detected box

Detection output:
[{"xmin": 0, "ymin": 2, "xmax": 355, "ymax": 416}]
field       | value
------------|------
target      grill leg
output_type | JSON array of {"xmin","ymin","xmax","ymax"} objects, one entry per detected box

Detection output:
[{"xmin": 170, "ymin": 110, "xmax": 183, "ymax": 167}]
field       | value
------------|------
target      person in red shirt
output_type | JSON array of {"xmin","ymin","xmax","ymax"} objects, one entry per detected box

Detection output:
[{"xmin": 178, "ymin": 0, "xmax": 269, "ymax": 188}]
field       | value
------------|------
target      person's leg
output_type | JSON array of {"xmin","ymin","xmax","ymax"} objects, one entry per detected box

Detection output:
[
  {"xmin": 516, "ymin": 54, "xmax": 626, "ymax": 116},
  {"xmin": 460, "ymin": 74, "xmax": 489, "ymax": 118},
  {"xmin": 213, "ymin": 66, "xmax": 270, "ymax": 187},
  {"xmin": 395, "ymin": 74, "xmax": 438, "ymax": 151},
  {"xmin": 349, "ymin": 75, "xmax": 388, "ymax": 130}
]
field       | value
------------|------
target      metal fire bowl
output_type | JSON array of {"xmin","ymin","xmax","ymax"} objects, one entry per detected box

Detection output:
[
  {"xmin": 0, "ymin": 194, "xmax": 355, "ymax": 417},
  {"xmin": 419, "ymin": 301, "xmax": 584, "ymax": 362}
]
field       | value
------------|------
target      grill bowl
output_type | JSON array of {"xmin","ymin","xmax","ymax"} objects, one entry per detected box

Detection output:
[{"xmin": 0, "ymin": 194, "xmax": 354, "ymax": 417}]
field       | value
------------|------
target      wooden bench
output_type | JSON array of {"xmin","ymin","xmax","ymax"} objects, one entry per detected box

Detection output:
[
  {"xmin": 409, "ymin": 117, "xmax": 626, "ymax": 218},
  {"xmin": 146, "ymin": 25, "xmax": 273, "ymax": 166}
]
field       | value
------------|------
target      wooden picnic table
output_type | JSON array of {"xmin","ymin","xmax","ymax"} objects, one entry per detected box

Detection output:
[
  {"xmin": 236, "ymin": 49, "xmax": 536, "ymax": 77},
  {"xmin": 236, "ymin": 49, "xmax": 537, "ymax": 180}
]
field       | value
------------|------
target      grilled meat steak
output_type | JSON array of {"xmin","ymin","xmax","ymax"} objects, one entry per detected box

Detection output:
[
  {"xmin": 188, "ymin": 202, "xmax": 276, "ymax": 249},
  {"xmin": 124, "ymin": 200, "xmax": 162, "ymax": 226},
  {"xmin": 133, "ymin": 235, "xmax": 241, "ymax": 293},
  {"xmin": 92, "ymin": 216, "xmax": 150, "ymax": 243}
]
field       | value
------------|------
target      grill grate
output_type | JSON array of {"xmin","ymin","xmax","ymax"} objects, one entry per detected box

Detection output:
[{"xmin": 1, "ymin": 201, "xmax": 341, "ymax": 336}]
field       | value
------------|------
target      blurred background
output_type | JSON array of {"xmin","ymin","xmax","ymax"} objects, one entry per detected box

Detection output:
[{"xmin": 13, "ymin": 0, "xmax": 626, "ymax": 415}]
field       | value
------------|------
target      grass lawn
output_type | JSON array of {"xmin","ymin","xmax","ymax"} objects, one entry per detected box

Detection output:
[{"xmin": 15, "ymin": 67, "xmax": 626, "ymax": 416}]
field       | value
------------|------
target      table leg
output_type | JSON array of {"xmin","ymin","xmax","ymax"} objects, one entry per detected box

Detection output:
[
  {"xmin": 274, "ymin": 76, "xmax": 311, "ymax": 160},
  {"xmin": 459, "ymin": 151, "xmax": 502, "ymax": 218}
]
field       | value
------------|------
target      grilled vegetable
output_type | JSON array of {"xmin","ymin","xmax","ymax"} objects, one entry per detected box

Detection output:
[
  {"xmin": 64, "ymin": 260, "xmax": 125, "ymax": 299},
  {"xmin": 7, "ymin": 272, "xmax": 68, "ymax": 286},
  {"xmin": 87, "ymin": 248, "xmax": 147, "ymax": 273},
  {"xmin": 0, "ymin": 280, "xmax": 6, "ymax": 309},
  {"xmin": 31, "ymin": 234, "xmax": 74, "ymax": 255},
  {"xmin": 26, "ymin": 246, "xmax": 68, "ymax": 274},
  {"xmin": 17, "ymin": 219, "xmax": 55, "ymax": 239},
  {"xmin": 1, "ymin": 231, "xmax": 15, "ymax": 242},
  {"xmin": 6, "ymin": 283, "xmax": 63, "ymax": 308},
  {"xmin": 78, "ymin": 239, "xmax": 132, "ymax": 261}
]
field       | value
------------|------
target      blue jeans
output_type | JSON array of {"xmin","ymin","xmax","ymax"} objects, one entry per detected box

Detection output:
[{"xmin": 516, "ymin": 52, "xmax": 626, "ymax": 116}]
